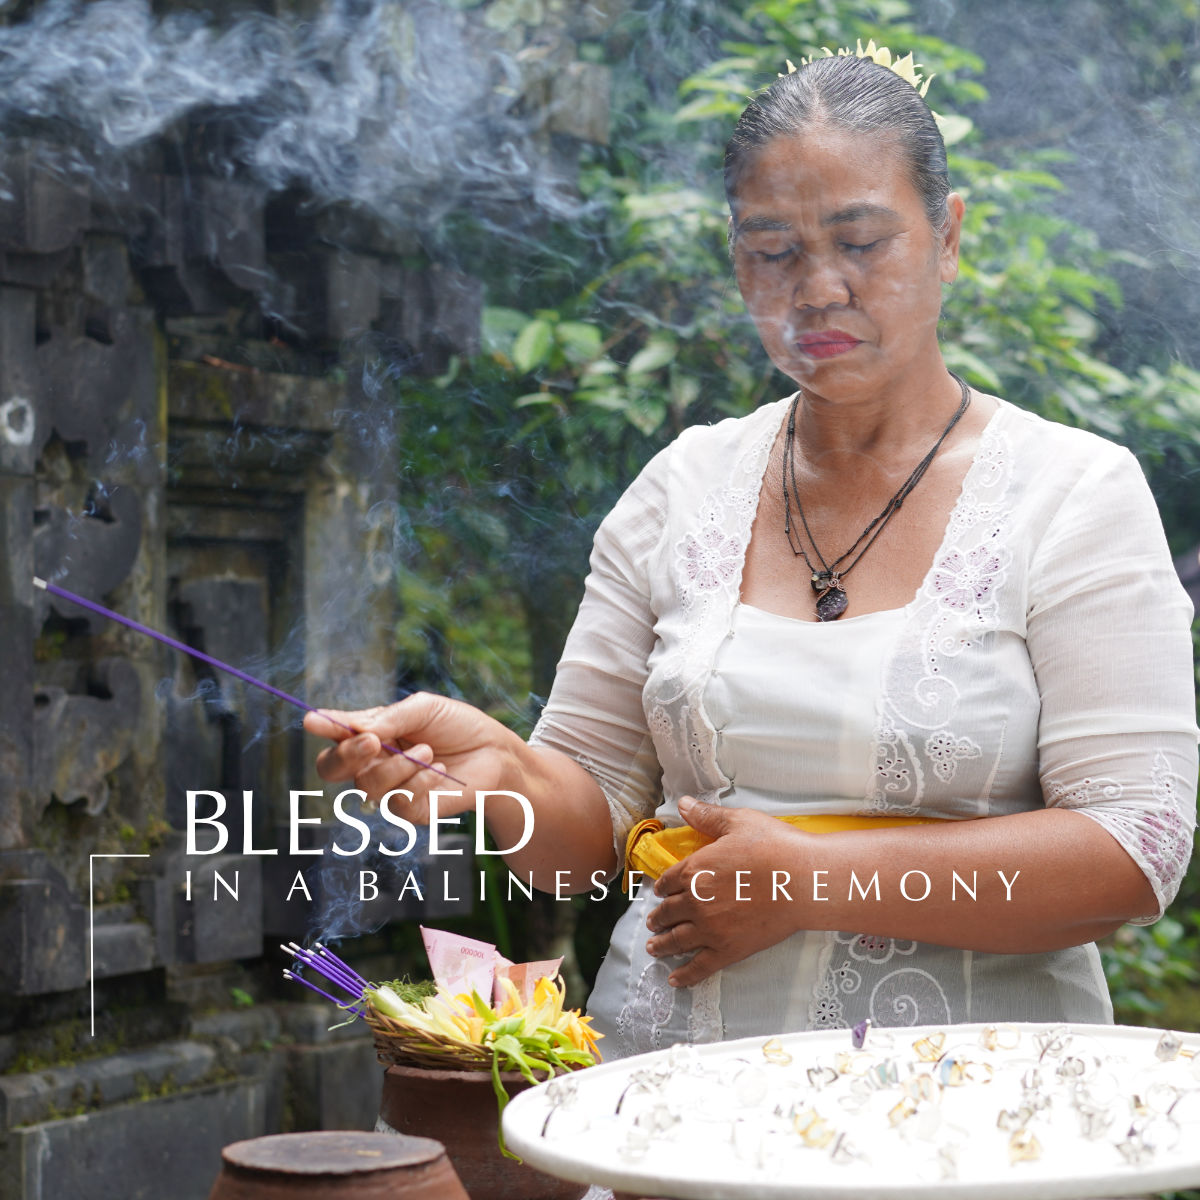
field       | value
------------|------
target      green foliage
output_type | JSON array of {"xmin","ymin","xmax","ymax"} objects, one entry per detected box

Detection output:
[
  {"xmin": 386, "ymin": 0, "xmax": 1200, "ymax": 995},
  {"xmin": 1103, "ymin": 917, "xmax": 1200, "ymax": 1024}
]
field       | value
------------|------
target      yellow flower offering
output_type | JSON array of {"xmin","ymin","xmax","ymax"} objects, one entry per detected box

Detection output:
[{"xmin": 365, "ymin": 973, "xmax": 601, "ymax": 1158}]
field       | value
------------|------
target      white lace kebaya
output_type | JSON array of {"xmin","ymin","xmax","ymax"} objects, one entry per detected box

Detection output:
[{"xmin": 529, "ymin": 396, "xmax": 1199, "ymax": 1059}]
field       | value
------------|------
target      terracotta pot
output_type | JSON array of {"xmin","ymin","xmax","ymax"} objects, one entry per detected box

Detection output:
[
  {"xmin": 378, "ymin": 1064, "xmax": 588, "ymax": 1200},
  {"xmin": 208, "ymin": 1129, "xmax": 469, "ymax": 1200}
]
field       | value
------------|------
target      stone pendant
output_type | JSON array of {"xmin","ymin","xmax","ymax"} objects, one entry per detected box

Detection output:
[{"xmin": 815, "ymin": 586, "xmax": 848, "ymax": 622}]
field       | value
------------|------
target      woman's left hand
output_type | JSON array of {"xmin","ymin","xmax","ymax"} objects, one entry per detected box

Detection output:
[{"xmin": 645, "ymin": 798, "xmax": 810, "ymax": 988}]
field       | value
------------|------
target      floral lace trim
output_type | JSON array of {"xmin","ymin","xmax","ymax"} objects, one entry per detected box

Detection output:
[
  {"xmin": 1045, "ymin": 776, "xmax": 1124, "ymax": 808},
  {"xmin": 865, "ymin": 413, "xmax": 1015, "ymax": 814},
  {"xmin": 612, "ymin": 958, "xmax": 721, "ymax": 1057},
  {"xmin": 816, "ymin": 414, "xmax": 1015, "ymax": 1019},
  {"xmin": 809, "ymin": 933, "xmax": 953, "ymax": 1028},
  {"xmin": 868, "ymin": 967, "xmax": 953, "ymax": 1026},
  {"xmin": 672, "ymin": 408, "xmax": 780, "ymax": 631},
  {"xmin": 687, "ymin": 975, "xmax": 722, "ymax": 1043},
  {"xmin": 871, "ymin": 714, "xmax": 923, "ymax": 807},
  {"xmin": 1055, "ymin": 751, "xmax": 1194, "ymax": 924},
  {"xmin": 1143, "ymin": 753, "xmax": 1192, "ymax": 893},
  {"xmin": 810, "ymin": 934, "xmax": 918, "ymax": 1027},
  {"xmin": 639, "ymin": 403, "xmax": 786, "ymax": 1045},
  {"xmin": 615, "ymin": 959, "xmax": 676, "ymax": 1058},
  {"xmin": 648, "ymin": 404, "xmax": 784, "ymax": 772}
]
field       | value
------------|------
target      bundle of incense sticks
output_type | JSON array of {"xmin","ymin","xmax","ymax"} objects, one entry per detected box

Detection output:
[
  {"xmin": 32, "ymin": 576, "xmax": 465, "ymax": 786},
  {"xmin": 281, "ymin": 942, "xmax": 369, "ymax": 1016}
]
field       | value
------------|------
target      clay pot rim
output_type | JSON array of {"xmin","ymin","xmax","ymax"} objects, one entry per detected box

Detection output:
[
  {"xmin": 384, "ymin": 1062, "xmax": 542, "ymax": 1085},
  {"xmin": 221, "ymin": 1130, "xmax": 449, "ymax": 1175}
]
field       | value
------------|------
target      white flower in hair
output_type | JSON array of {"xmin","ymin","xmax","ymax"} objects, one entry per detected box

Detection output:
[{"xmin": 783, "ymin": 38, "xmax": 934, "ymax": 98}]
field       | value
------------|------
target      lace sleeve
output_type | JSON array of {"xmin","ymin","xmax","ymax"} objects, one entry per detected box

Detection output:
[
  {"xmin": 528, "ymin": 447, "xmax": 670, "ymax": 869},
  {"xmin": 1027, "ymin": 443, "xmax": 1198, "ymax": 924}
]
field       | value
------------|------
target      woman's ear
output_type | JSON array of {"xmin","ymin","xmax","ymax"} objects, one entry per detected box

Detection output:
[{"xmin": 939, "ymin": 193, "xmax": 966, "ymax": 283}]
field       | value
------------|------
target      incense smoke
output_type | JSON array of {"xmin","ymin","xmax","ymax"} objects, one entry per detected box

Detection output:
[{"xmin": 0, "ymin": 0, "xmax": 580, "ymax": 226}]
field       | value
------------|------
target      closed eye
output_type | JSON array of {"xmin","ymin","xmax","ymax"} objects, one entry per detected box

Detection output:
[
  {"xmin": 841, "ymin": 239, "xmax": 882, "ymax": 254},
  {"xmin": 756, "ymin": 248, "xmax": 794, "ymax": 262}
]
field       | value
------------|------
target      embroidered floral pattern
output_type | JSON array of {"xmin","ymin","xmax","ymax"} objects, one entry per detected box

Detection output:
[
  {"xmin": 809, "ymin": 949, "xmax": 862, "ymax": 1028},
  {"xmin": 834, "ymin": 931, "xmax": 918, "ymax": 965},
  {"xmin": 931, "ymin": 543, "xmax": 1005, "ymax": 613},
  {"xmin": 868, "ymin": 714, "xmax": 923, "ymax": 812},
  {"xmin": 1144, "ymin": 753, "xmax": 1191, "ymax": 888},
  {"xmin": 865, "ymin": 418, "xmax": 1015, "ymax": 822},
  {"xmin": 812, "ymin": 936, "xmax": 952, "ymax": 1028},
  {"xmin": 678, "ymin": 525, "xmax": 742, "ymax": 594},
  {"xmin": 687, "ymin": 975, "xmax": 723, "ymax": 1044},
  {"xmin": 970, "ymin": 440, "xmax": 1006, "ymax": 489},
  {"xmin": 926, "ymin": 730, "xmax": 982, "ymax": 783},
  {"xmin": 855, "ymin": 935, "xmax": 891, "ymax": 955},
  {"xmin": 810, "ymin": 991, "xmax": 845, "ymax": 1029},
  {"xmin": 647, "ymin": 704, "xmax": 672, "ymax": 740},
  {"xmin": 1140, "ymin": 806, "xmax": 1188, "ymax": 886},
  {"xmin": 1046, "ymin": 776, "xmax": 1124, "ymax": 808},
  {"xmin": 869, "ymin": 968, "xmax": 952, "ymax": 1026},
  {"xmin": 647, "ymin": 408, "xmax": 782, "ymax": 799},
  {"xmin": 813, "ymin": 949, "xmax": 953, "ymax": 1029},
  {"xmin": 616, "ymin": 960, "xmax": 676, "ymax": 1058}
]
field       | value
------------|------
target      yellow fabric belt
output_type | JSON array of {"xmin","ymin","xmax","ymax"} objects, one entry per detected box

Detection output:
[{"xmin": 623, "ymin": 812, "xmax": 941, "ymax": 890}]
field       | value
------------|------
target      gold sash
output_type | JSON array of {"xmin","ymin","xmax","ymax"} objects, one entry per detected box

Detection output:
[{"xmin": 623, "ymin": 812, "xmax": 941, "ymax": 890}]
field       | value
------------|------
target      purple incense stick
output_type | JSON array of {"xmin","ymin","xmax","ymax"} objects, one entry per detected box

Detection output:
[
  {"xmin": 282, "ymin": 943, "xmax": 366, "ymax": 997},
  {"xmin": 33, "ymin": 576, "xmax": 466, "ymax": 786},
  {"xmin": 291, "ymin": 944, "xmax": 363, "ymax": 991},
  {"xmin": 315, "ymin": 944, "xmax": 370, "ymax": 988},
  {"xmin": 283, "ymin": 969, "xmax": 365, "ymax": 1016}
]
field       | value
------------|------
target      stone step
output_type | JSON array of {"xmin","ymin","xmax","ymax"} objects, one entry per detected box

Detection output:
[
  {"xmin": 3, "ymin": 1077, "xmax": 267, "ymax": 1200},
  {"xmin": 0, "ymin": 1039, "xmax": 215, "ymax": 1129}
]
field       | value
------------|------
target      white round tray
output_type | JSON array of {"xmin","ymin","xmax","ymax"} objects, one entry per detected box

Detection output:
[{"xmin": 502, "ymin": 1022, "xmax": 1200, "ymax": 1198}]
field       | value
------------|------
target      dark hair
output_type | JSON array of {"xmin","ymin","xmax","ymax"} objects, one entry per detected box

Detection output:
[{"xmin": 724, "ymin": 55, "xmax": 951, "ymax": 231}]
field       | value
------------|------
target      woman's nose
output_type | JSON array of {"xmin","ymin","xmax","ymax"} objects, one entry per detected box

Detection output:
[{"xmin": 792, "ymin": 255, "xmax": 852, "ymax": 310}]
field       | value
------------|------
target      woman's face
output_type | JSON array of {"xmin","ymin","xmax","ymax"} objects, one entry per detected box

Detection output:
[{"xmin": 730, "ymin": 124, "xmax": 962, "ymax": 397}]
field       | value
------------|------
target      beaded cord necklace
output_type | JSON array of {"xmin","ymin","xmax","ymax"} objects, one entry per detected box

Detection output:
[{"xmin": 782, "ymin": 372, "xmax": 972, "ymax": 621}]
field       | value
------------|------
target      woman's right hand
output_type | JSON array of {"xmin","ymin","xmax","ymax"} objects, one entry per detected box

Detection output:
[{"xmin": 302, "ymin": 692, "xmax": 519, "ymax": 824}]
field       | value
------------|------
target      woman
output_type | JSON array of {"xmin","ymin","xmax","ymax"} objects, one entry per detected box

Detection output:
[{"xmin": 305, "ymin": 53, "xmax": 1197, "ymax": 1056}]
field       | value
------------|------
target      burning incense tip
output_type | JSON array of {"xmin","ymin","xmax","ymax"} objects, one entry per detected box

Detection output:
[{"xmin": 32, "ymin": 575, "xmax": 467, "ymax": 786}]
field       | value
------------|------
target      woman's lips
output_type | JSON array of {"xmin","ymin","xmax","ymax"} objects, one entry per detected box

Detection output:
[{"xmin": 794, "ymin": 332, "xmax": 862, "ymax": 359}]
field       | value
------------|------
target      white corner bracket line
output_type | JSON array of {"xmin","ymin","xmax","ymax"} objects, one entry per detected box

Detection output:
[{"xmin": 89, "ymin": 853, "xmax": 151, "ymax": 1037}]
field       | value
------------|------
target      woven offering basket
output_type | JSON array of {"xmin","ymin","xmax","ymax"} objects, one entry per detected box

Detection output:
[
  {"xmin": 365, "ymin": 1007, "xmax": 496, "ymax": 1072},
  {"xmin": 363, "ymin": 997, "xmax": 598, "ymax": 1077}
]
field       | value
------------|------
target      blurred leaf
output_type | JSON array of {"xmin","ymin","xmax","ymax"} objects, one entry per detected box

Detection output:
[
  {"xmin": 512, "ymin": 318, "xmax": 554, "ymax": 374},
  {"xmin": 482, "ymin": 306, "xmax": 530, "ymax": 355},
  {"xmin": 555, "ymin": 321, "xmax": 604, "ymax": 365},
  {"xmin": 628, "ymin": 335, "xmax": 678, "ymax": 376},
  {"xmin": 934, "ymin": 112, "xmax": 974, "ymax": 146}
]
